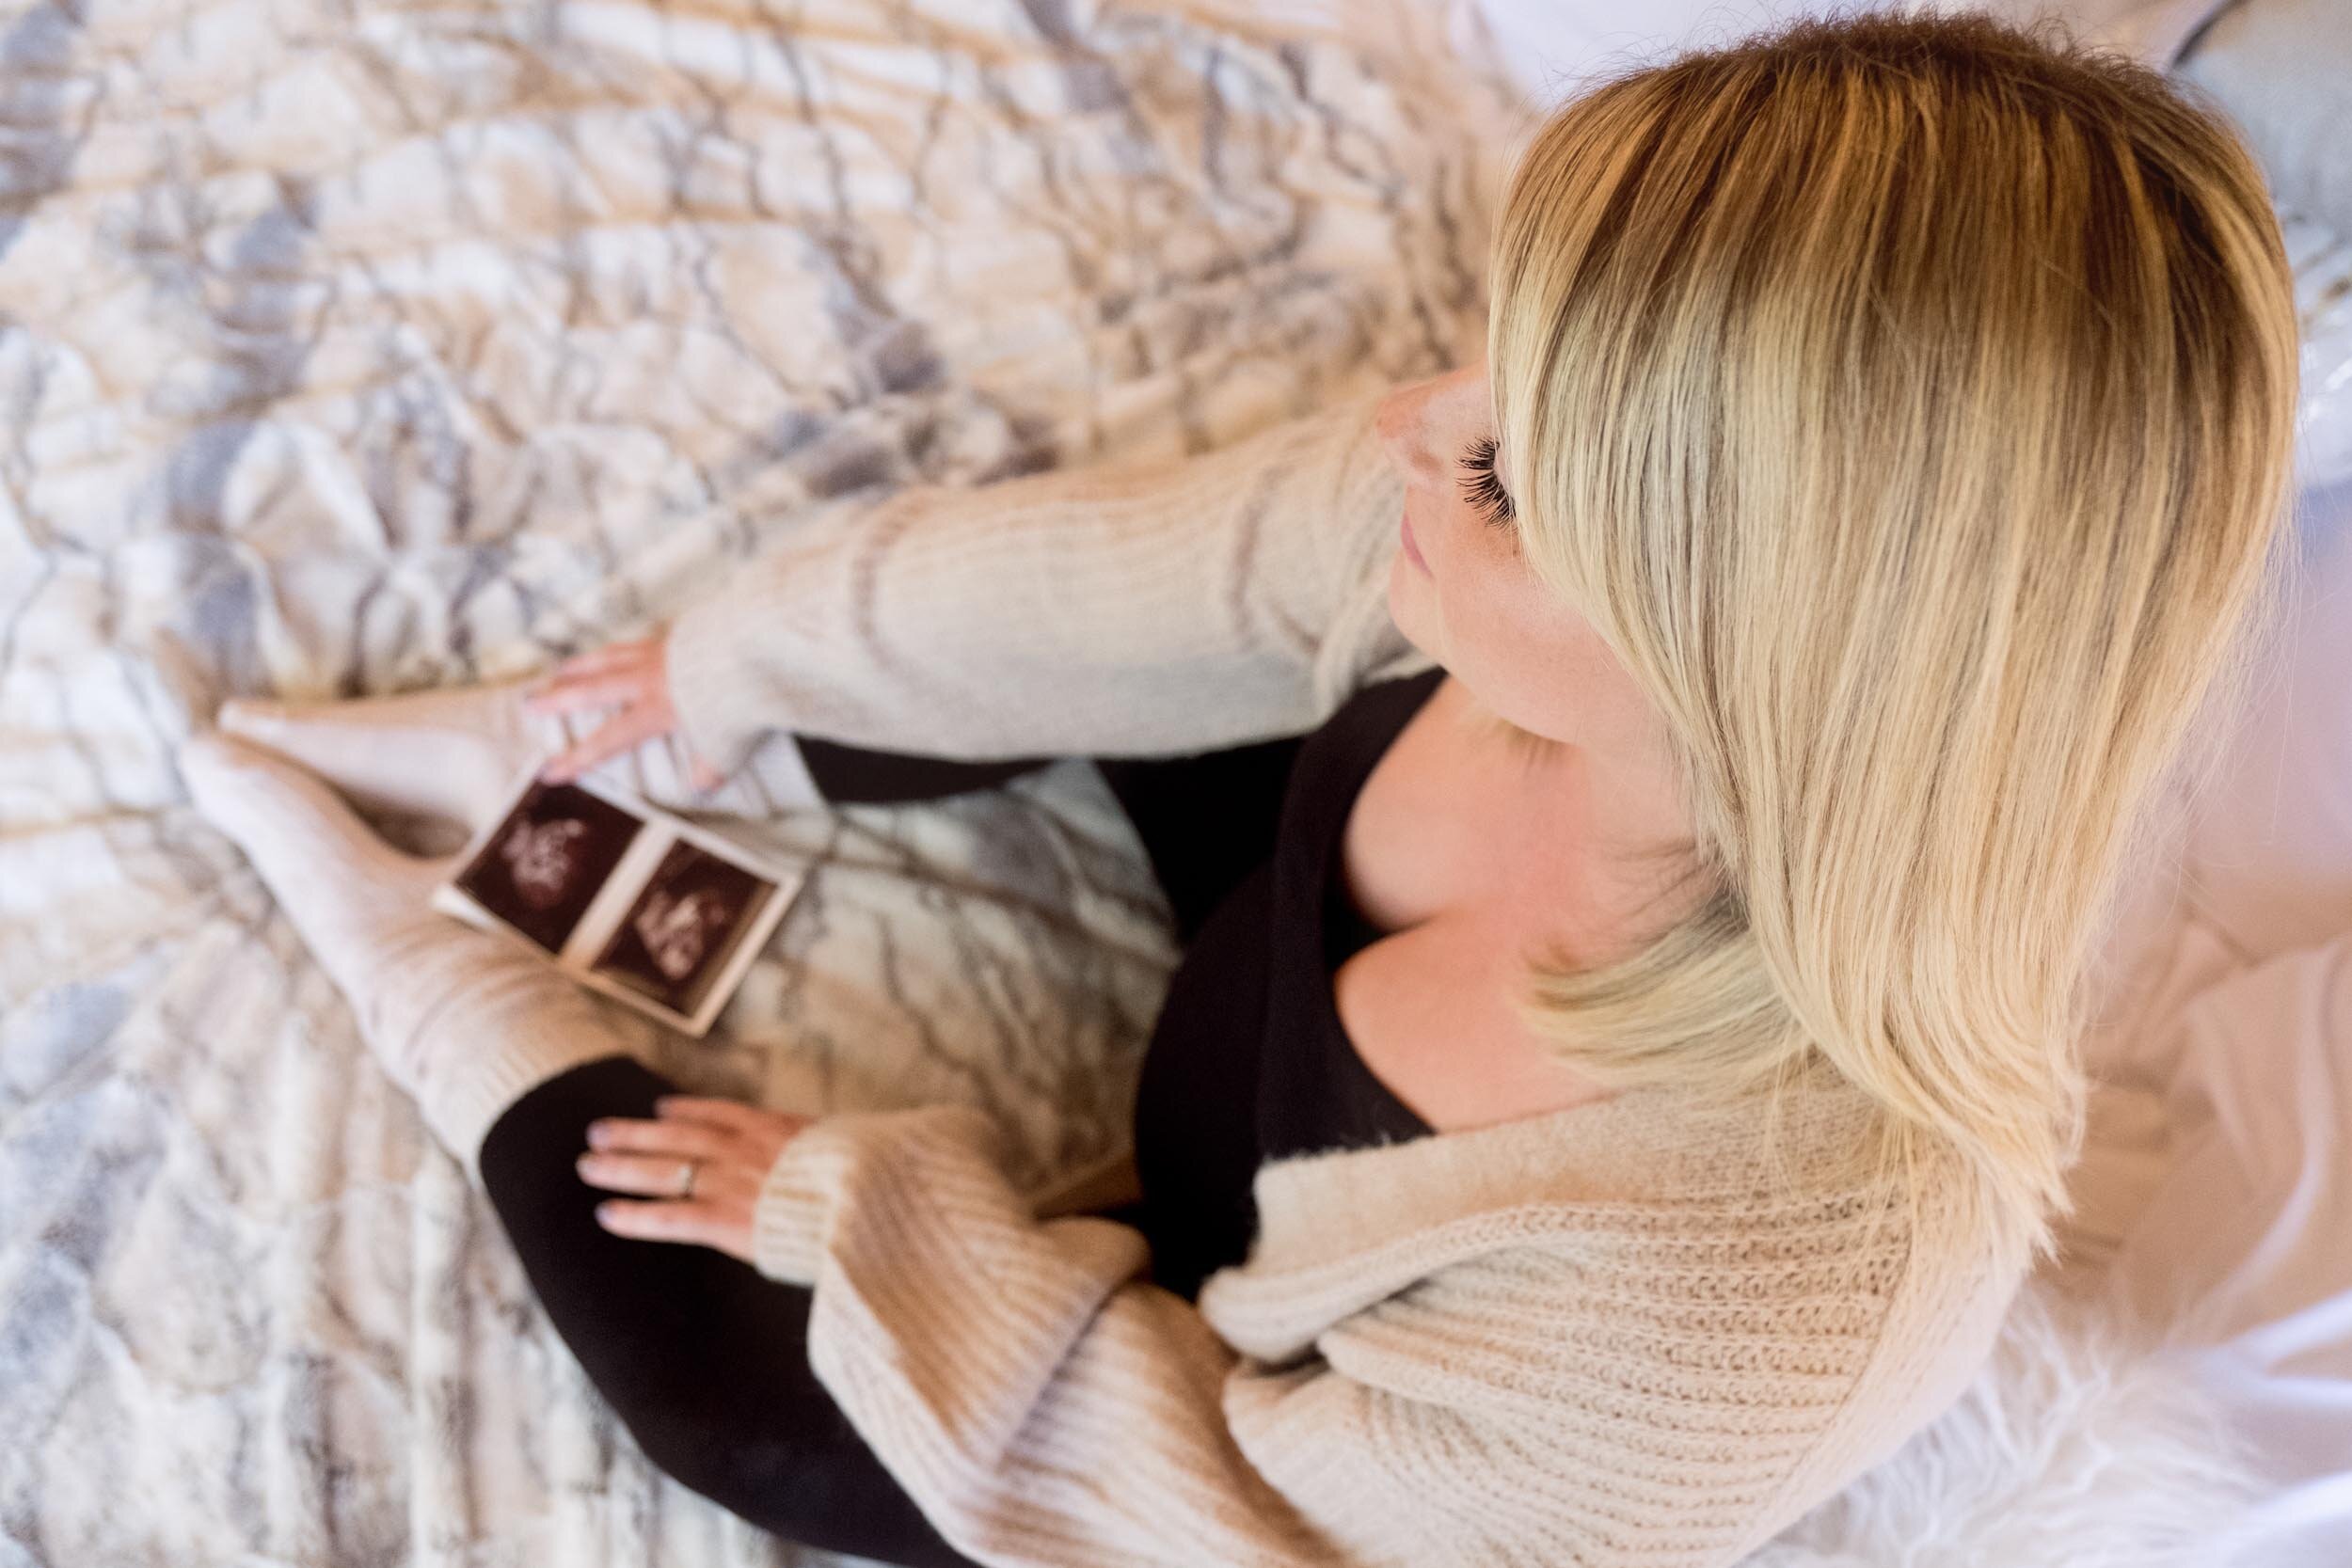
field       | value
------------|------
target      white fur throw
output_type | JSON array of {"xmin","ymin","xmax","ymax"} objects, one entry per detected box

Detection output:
[{"xmin": 1760, "ymin": 1280, "xmax": 2265, "ymax": 1567}]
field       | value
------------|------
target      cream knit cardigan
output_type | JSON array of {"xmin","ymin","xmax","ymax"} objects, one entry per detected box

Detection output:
[{"xmin": 468, "ymin": 388, "xmax": 2031, "ymax": 1567}]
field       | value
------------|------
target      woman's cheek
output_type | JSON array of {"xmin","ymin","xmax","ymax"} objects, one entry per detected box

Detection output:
[
  {"xmin": 1386, "ymin": 537, "xmax": 1446, "ymax": 657},
  {"xmin": 1428, "ymin": 560, "xmax": 1570, "ymax": 730}
]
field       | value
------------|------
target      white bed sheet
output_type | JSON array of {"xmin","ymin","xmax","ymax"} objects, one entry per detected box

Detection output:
[
  {"xmin": 0, "ymin": 4, "xmax": 1527, "ymax": 1561},
  {"xmin": 2068, "ymin": 476, "xmax": 2352, "ymax": 1568}
]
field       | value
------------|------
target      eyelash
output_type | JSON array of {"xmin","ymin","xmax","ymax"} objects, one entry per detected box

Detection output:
[{"xmin": 1456, "ymin": 436, "xmax": 1517, "ymax": 531}]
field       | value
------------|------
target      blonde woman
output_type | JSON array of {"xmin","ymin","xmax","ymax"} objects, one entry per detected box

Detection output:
[{"xmin": 175, "ymin": 12, "xmax": 2298, "ymax": 1566}]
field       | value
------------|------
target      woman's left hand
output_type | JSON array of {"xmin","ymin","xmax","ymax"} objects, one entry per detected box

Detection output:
[{"xmin": 576, "ymin": 1095, "xmax": 813, "ymax": 1265}]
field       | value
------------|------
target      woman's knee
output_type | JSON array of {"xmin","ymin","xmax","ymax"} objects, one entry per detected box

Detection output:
[{"xmin": 617, "ymin": 1393, "xmax": 970, "ymax": 1564}]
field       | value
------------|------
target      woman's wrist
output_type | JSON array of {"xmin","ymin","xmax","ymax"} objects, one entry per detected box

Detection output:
[
  {"xmin": 750, "ymin": 1114, "xmax": 877, "ymax": 1283},
  {"xmin": 662, "ymin": 598, "xmax": 769, "ymax": 781}
]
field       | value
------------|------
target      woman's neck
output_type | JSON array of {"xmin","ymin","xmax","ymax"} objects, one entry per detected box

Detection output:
[{"xmin": 1441, "ymin": 675, "xmax": 1712, "ymax": 935}]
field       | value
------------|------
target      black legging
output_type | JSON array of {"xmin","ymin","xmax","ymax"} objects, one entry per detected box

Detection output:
[{"xmin": 477, "ymin": 736, "xmax": 1305, "ymax": 1567}]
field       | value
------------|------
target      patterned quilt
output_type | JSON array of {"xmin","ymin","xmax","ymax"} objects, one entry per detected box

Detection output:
[{"xmin": 0, "ymin": 1, "xmax": 1518, "ymax": 1561}]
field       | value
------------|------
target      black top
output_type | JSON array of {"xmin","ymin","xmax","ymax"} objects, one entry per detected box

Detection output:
[{"xmin": 1128, "ymin": 668, "xmax": 1448, "ymax": 1299}]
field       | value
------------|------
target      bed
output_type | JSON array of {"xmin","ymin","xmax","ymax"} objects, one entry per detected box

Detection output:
[{"xmin": 2, "ymin": 1, "xmax": 2347, "ymax": 1564}]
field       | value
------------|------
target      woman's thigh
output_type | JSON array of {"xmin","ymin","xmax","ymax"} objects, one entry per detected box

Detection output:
[
  {"xmin": 791, "ymin": 736, "xmax": 1062, "ymax": 804},
  {"xmin": 792, "ymin": 734, "xmax": 1303, "ymax": 944},
  {"xmin": 477, "ymin": 1055, "xmax": 983, "ymax": 1568}
]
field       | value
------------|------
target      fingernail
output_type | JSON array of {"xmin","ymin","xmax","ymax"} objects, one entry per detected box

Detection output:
[
  {"xmin": 586, "ymin": 1121, "xmax": 609, "ymax": 1146},
  {"xmin": 575, "ymin": 1154, "xmax": 595, "ymax": 1174},
  {"xmin": 596, "ymin": 1202, "xmax": 616, "ymax": 1223}
]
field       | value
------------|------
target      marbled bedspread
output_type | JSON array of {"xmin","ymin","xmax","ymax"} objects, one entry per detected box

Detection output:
[
  {"xmin": 6, "ymin": 0, "xmax": 2350, "ymax": 1563},
  {"xmin": 0, "ymin": 1, "xmax": 1517, "ymax": 1560}
]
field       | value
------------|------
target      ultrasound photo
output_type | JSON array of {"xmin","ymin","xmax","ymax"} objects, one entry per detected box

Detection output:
[
  {"xmin": 453, "ymin": 781, "xmax": 643, "ymax": 953},
  {"xmin": 590, "ymin": 840, "xmax": 774, "ymax": 1019}
]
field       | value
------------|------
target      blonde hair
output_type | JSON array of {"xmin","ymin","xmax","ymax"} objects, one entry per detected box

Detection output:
[{"xmin": 1486, "ymin": 11, "xmax": 2300, "ymax": 1263}]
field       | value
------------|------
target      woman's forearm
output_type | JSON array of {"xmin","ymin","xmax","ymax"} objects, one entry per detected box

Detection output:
[{"xmin": 662, "ymin": 386, "xmax": 1416, "ymax": 775}]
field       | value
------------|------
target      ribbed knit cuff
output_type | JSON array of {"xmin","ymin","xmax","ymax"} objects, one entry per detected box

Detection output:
[
  {"xmin": 665, "ymin": 592, "xmax": 774, "ymax": 781},
  {"xmin": 749, "ymin": 1104, "xmax": 1013, "ymax": 1284},
  {"xmin": 421, "ymin": 1020, "xmax": 644, "ymax": 1185},
  {"xmin": 749, "ymin": 1117, "xmax": 857, "ymax": 1284}
]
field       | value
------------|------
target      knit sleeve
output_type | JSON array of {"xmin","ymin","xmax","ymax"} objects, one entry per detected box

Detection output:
[
  {"xmin": 747, "ymin": 1102, "xmax": 1490, "ymax": 1568},
  {"xmin": 745, "ymin": 1099, "xmax": 2010, "ymax": 1568},
  {"xmin": 661, "ymin": 387, "xmax": 1415, "ymax": 777}
]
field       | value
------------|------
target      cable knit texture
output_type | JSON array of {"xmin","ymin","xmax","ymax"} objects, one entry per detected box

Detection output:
[
  {"xmin": 652, "ymin": 388, "xmax": 2030, "ymax": 1565},
  {"xmin": 747, "ymin": 1080, "xmax": 2021, "ymax": 1568}
]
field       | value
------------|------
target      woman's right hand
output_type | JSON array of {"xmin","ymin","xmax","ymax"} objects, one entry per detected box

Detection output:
[{"xmin": 525, "ymin": 633, "xmax": 725, "ymax": 791}]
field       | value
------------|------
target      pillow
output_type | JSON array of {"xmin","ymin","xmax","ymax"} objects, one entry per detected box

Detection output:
[
  {"xmin": 2178, "ymin": 0, "xmax": 2352, "ymax": 238},
  {"xmin": 1452, "ymin": 0, "xmax": 2233, "ymax": 107},
  {"xmin": 2017, "ymin": 0, "xmax": 2240, "ymax": 62}
]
